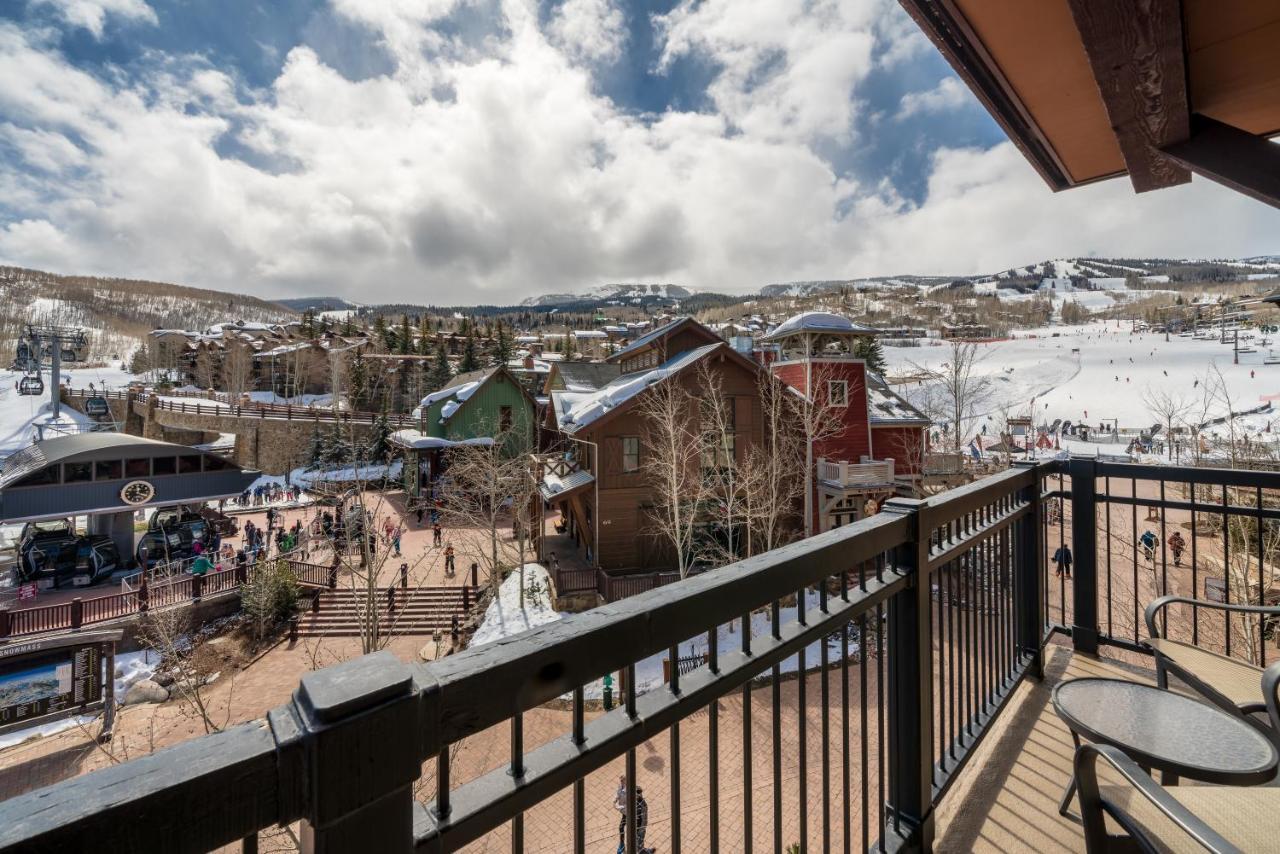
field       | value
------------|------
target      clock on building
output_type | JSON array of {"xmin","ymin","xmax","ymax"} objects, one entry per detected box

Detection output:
[{"xmin": 120, "ymin": 480, "xmax": 155, "ymax": 506}]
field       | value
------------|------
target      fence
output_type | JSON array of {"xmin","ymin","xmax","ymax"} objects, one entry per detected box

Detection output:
[
  {"xmin": 0, "ymin": 559, "xmax": 335, "ymax": 639},
  {"xmin": 1040, "ymin": 459, "xmax": 1280, "ymax": 671},
  {"xmin": 0, "ymin": 460, "xmax": 1052, "ymax": 853},
  {"xmin": 139, "ymin": 392, "xmax": 421, "ymax": 428},
  {"xmin": 597, "ymin": 567, "xmax": 684, "ymax": 602}
]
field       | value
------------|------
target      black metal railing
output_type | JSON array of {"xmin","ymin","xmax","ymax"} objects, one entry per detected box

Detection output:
[
  {"xmin": 1050, "ymin": 459, "xmax": 1280, "ymax": 670},
  {"xmin": 0, "ymin": 461, "xmax": 1053, "ymax": 853}
]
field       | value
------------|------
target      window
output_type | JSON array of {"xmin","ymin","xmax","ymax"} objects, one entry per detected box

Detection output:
[
  {"xmin": 202, "ymin": 455, "xmax": 231, "ymax": 471},
  {"xmin": 14, "ymin": 466, "xmax": 58, "ymax": 487},
  {"xmin": 622, "ymin": 437, "xmax": 640, "ymax": 472},
  {"xmin": 177, "ymin": 455, "xmax": 201, "ymax": 474},
  {"xmin": 95, "ymin": 460, "xmax": 123, "ymax": 480},
  {"xmin": 125, "ymin": 458, "xmax": 151, "ymax": 478},
  {"xmin": 63, "ymin": 462, "xmax": 92, "ymax": 483},
  {"xmin": 151, "ymin": 457, "xmax": 177, "ymax": 476},
  {"xmin": 499, "ymin": 405, "xmax": 513, "ymax": 433},
  {"xmin": 828, "ymin": 379, "xmax": 849, "ymax": 407}
]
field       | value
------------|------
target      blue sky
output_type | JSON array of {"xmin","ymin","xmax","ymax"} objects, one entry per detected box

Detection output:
[{"xmin": 0, "ymin": 0, "xmax": 1275, "ymax": 303}]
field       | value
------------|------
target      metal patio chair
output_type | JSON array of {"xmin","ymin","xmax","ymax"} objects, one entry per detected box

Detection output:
[{"xmin": 1076, "ymin": 662, "xmax": 1280, "ymax": 854}]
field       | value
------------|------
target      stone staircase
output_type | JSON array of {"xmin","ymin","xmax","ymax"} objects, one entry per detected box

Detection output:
[{"xmin": 296, "ymin": 585, "xmax": 477, "ymax": 637}]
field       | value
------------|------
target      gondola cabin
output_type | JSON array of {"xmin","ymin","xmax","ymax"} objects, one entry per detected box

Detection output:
[
  {"xmin": 18, "ymin": 376, "xmax": 43, "ymax": 396},
  {"xmin": 84, "ymin": 396, "xmax": 111, "ymax": 418}
]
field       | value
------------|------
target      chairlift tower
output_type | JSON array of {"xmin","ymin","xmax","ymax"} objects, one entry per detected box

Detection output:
[{"xmin": 25, "ymin": 324, "xmax": 89, "ymax": 421}]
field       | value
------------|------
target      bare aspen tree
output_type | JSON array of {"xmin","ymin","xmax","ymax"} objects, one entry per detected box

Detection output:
[
  {"xmin": 911, "ymin": 340, "xmax": 993, "ymax": 457},
  {"xmin": 1142, "ymin": 387, "xmax": 1193, "ymax": 461},
  {"xmin": 796, "ymin": 360, "xmax": 849, "ymax": 537},
  {"xmin": 440, "ymin": 425, "xmax": 535, "ymax": 595},
  {"xmin": 222, "ymin": 342, "xmax": 254, "ymax": 399},
  {"xmin": 739, "ymin": 369, "xmax": 803, "ymax": 555},
  {"xmin": 638, "ymin": 366, "xmax": 707, "ymax": 577}
]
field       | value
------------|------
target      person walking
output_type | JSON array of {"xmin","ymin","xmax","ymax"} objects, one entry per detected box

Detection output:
[
  {"xmin": 392, "ymin": 525, "xmax": 402, "ymax": 557},
  {"xmin": 1052, "ymin": 544, "xmax": 1072, "ymax": 578},
  {"xmin": 444, "ymin": 544, "xmax": 455, "ymax": 577},
  {"xmin": 1139, "ymin": 530, "xmax": 1159, "ymax": 564},
  {"xmin": 432, "ymin": 523, "xmax": 443, "ymax": 548},
  {"xmin": 1168, "ymin": 530, "xmax": 1186, "ymax": 566}
]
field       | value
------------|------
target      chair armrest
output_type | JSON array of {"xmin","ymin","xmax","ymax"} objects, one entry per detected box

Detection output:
[
  {"xmin": 1075, "ymin": 744, "xmax": 1241, "ymax": 854},
  {"xmin": 1144, "ymin": 595, "xmax": 1280, "ymax": 640}
]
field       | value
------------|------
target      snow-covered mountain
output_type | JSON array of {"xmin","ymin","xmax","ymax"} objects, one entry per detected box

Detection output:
[{"xmin": 520, "ymin": 283, "xmax": 691, "ymax": 307}]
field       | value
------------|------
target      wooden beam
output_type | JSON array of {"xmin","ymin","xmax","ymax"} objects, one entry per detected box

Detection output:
[
  {"xmin": 1067, "ymin": 0, "xmax": 1191, "ymax": 192},
  {"xmin": 1161, "ymin": 115, "xmax": 1280, "ymax": 210}
]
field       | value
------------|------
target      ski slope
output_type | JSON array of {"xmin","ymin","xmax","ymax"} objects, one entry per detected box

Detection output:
[
  {"xmin": 0, "ymin": 361, "xmax": 139, "ymax": 455},
  {"xmin": 887, "ymin": 322, "xmax": 1277, "ymax": 430}
]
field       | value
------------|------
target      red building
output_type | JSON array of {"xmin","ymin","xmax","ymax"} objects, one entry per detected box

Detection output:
[{"xmin": 761, "ymin": 312, "xmax": 930, "ymax": 532}]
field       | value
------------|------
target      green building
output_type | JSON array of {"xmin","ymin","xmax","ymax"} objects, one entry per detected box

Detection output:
[{"xmin": 391, "ymin": 366, "xmax": 538, "ymax": 498}]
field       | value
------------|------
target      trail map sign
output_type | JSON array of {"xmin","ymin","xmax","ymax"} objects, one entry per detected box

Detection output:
[{"xmin": 0, "ymin": 629, "xmax": 122, "ymax": 742}]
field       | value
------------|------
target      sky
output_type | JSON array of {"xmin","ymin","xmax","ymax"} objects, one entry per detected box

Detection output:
[{"xmin": 0, "ymin": 0, "xmax": 1277, "ymax": 306}]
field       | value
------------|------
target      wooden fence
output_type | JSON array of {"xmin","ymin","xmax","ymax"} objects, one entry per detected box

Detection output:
[{"xmin": 0, "ymin": 560, "xmax": 336, "ymax": 639}]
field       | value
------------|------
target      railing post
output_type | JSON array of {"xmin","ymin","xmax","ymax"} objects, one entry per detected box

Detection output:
[
  {"xmin": 0, "ymin": 609, "xmax": 9, "ymax": 638},
  {"xmin": 1013, "ymin": 460, "xmax": 1045, "ymax": 679},
  {"xmin": 881, "ymin": 497, "xmax": 934, "ymax": 852},
  {"xmin": 192, "ymin": 574, "xmax": 203, "ymax": 602},
  {"xmin": 138, "ymin": 577, "xmax": 149, "ymax": 613},
  {"xmin": 70, "ymin": 598, "xmax": 83, "ymax": 631},
  {"xmin": 1068, "ymin": 456, "xmax": 1099, "ymax": 654},
  {"xmin": 279, "ymin": 652, "xmax": 428, "ymax": 853}
]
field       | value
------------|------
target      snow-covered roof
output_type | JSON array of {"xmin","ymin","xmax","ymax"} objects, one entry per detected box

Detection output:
[
  {"xmin": 553, "ymin": 343, "xmax": 721, "ymax": 434},
  {"xmin": 413, "ymin": 378, "xmax": 483, "ymax": 422},
  {"xmin": 606, "ymin": 316, "xmax": 688, "ymax": 361},
  {"xmin": 388, "ymin": 430, "xmax": 495, "ymax": 450},
  {"xmin": 538, "ymin": 468, "xmax": 595, "ymax": 502},
  {"xmin": 573, "ymin": 330, "xmax": 608, "ymax": 339},
  {"xmin": 866, "ymin": 372, "xmax": 930, "ymax": 425},
  {"xmin": 763, "ymin": 312, "xmax": 878, "ymax": 341}
]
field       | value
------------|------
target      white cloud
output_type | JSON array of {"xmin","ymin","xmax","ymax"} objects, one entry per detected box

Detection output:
[
  {"xmin": 547, "ymin": 0, "xmax": 626, "ymax": 64},
  {"xmin": 0, "ymin": 4, "xmax": 1277, "ymax": 305},
  {"xmin": 29, "ymin": 0, "xmax": 157, "ymax": 38},
  {"xmin": 897, "ymin": 76, "xmax": 970, "ymax": 119}
]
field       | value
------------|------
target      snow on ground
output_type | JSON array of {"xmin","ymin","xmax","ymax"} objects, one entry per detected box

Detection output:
[
  {"xmin": 0, "ymin": 361, "xmax": 139, "ymax": 455},
  {"xmin": 887, "ymin": 321, "xmax": 1279, "ymax": 431},
  {"xmin": 245, "ymin": 391, "xmax": 344, "ymax": 408},
  {"xmin": 0, "ymin": 649, "xmax": 159, "ymax": 750},
  {"xmin": 293, "ymin": 460, "xmax": 402, "ymax": 486},
  {"xmin": 471, "ymin": 563, "xmax": 566, "ymax": 647}
]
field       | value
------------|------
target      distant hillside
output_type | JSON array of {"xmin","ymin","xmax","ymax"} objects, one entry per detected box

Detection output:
[
  {"xmin": 0, "ymin": 266, "xmax": 295, "ymax": 363},
  {"xmin": 520, "ymin": 283, "xmax": 691, "ymax": 308},
  {"xmin": 276, "ymin": 296, "xmax": 362, "ymax": 312}
]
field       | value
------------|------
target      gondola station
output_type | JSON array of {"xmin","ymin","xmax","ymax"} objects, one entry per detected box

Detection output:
[{"xmin": 0, "ymin": 433, "xmax": 259, "ymax": 588}]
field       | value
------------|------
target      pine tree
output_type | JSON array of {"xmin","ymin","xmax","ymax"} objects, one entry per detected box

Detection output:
[
  {"xmin": 348, "ymin": 355, "xmax": 368, "ymax": 409},
  {"xmin": 426, "ymin": 337, "xmax": 453, "ymax": 391},
  {"xmin": 370, "ymin": 406, "xmax": 392, "ymax": 462},
  {"xmin": 398, "ymin": 314, "xmax": 412, "ymax": 355},
  {"xmin": 373, "ymin": 316, "xmax": 390, "ymax": 352},
  {"xmin": 342, "ymin": 315, "xmax": 355, "ymax": 336},
  {"xmin": 562, "ymin": 329, "xmax": 578, "ymax": 361},
  {"xmin": 308, "ymin": 425, "xmax": 325, "ymax": 468},
  {"xmin": 459, "ymin": 331, "xmax": 480, "ymax": 373},
  {"xmin": 853, "ymin": 336, "xmax": 887, "ymax": 375},
  {"xmin": 492, "ymin": 320, "xmax": 512, "ymax": 367}
]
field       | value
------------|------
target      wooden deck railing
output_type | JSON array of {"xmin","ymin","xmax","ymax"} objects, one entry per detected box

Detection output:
[{"xmin": 0, "ymin": 559, "xmax": 335, "ymax": 639}]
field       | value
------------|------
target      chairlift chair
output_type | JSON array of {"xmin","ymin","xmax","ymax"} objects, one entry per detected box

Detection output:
[{"xmin": 18, "ymin": 375, "xmax": 43, "ymax": 396}]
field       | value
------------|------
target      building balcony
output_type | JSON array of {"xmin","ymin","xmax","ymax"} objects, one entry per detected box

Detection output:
[
  {"xmin": 3, "ymin": 459, "xmax": 1277, "ymax": 853},
  {"xmin": 818, "ymin": 456, "xmax": 895, "ymax": 488}
]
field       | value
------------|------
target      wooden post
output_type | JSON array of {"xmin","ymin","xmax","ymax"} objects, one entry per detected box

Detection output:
[
  {"xmin": 387, "ymin": 587, "xmax": 396, "ymax": 615},
  {"xmin": 70, "ymin": 598, "xmax": 83, "ymax": 631},
  {"xmin": 292, "ymin": 652, "xmax": 423, "ymax": 853},
  {"xmin": 450, "ymin": 614, "xmax": 458, "ymax": 639},
  {"xmin": 0, "ymin": 609, "xmax": 11, "ymax": 638},
  {"xmin": 192, "ymin": 574, "xmax": 203, "ymax": 602},
  {"xmin": 399, "ymin": 564, "xmax": 408, "ymax": 590},
  {"xmin": 462, "ymin": 587, "xmax": 470, "ymax": 611},
  {"xmin": 1013, "ymin": 460, "xmax": 1046, "ymax": 679},
  {"xmin": 469, "ymin": 563, "xmax": 478, "ymax": 588},
  {"xmin": 138, "ymin": 578, "xmax": 149, "ymax": 613}
]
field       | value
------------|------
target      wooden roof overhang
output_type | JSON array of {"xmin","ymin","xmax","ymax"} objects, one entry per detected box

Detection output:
[{"xmin": 900, "ymin": 0, "xmax": 1280, "ymax": 208}]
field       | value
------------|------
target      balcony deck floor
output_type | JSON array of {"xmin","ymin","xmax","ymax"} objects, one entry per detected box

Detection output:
[{"xmin": 934, "ymin": 641, "xmax": 1160, "ymax": 853}]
